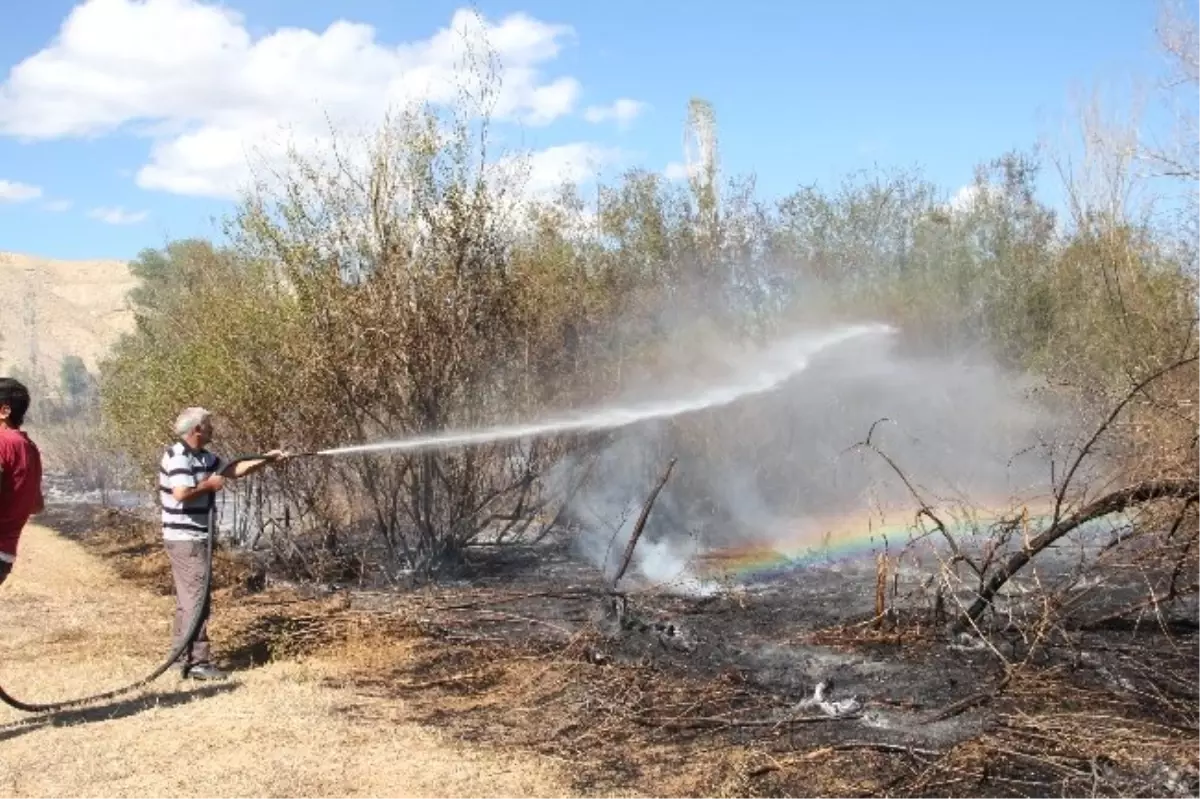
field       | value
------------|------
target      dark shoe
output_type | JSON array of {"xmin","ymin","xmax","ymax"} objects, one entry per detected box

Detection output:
[{"xmin": 183, "ymin": 663, "xmax": 228, "ymax": 681}]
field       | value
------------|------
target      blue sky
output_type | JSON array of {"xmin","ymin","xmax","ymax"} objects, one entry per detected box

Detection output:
[{"xmin": 0, "ymin": 0, "xmax": 1183, "ymax": 261}]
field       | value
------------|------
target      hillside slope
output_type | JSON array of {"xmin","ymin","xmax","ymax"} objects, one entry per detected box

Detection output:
[{"xmin": 0, "ymin": 251, "xmax": 138, "ymax": 383}]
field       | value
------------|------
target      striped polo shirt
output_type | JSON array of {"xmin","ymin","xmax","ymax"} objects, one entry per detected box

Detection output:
[{"xmin": 159, "ymin": 441, "xmax": 224, "ymax": 541}]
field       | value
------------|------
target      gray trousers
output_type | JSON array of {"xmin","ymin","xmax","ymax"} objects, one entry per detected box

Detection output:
[{"xmin": 164, "ymin": 539, "xmax": 212, "ymax": 666}]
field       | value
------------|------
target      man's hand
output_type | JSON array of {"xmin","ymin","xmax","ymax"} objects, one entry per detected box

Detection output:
[{"xmin": 172, "ymin": 474, "xmax": 224, "ymax": 502}]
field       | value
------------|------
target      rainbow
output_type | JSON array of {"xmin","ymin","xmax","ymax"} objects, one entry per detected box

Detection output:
[{"xmin": 696, "ymin": 494, "xmax": 1118, "ymax": 581}]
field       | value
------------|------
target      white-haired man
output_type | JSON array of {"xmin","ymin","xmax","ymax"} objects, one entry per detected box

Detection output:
[{"xmin": 160, "ymin": 407, "xmax": 288, "ymax": 681}]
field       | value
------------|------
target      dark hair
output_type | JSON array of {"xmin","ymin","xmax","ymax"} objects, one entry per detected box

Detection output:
[{"xmin": 0, "ymin": 378, "xmax": 31, "ymax": 428}]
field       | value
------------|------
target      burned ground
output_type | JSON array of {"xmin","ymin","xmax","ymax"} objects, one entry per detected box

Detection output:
[{"xmin": 32, "ymin": 501, "xmax": 1200, "ymax": 798}]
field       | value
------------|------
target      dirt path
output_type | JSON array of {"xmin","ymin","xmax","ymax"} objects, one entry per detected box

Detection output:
[{"xmin": 0, "ymin": 524, "xmax": 569, "ymax": 798}]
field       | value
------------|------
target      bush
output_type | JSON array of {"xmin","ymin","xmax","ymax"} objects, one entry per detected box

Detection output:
[{"xmin": 97, "ymin": 49, "xmax": 1196, "ymax": 585}]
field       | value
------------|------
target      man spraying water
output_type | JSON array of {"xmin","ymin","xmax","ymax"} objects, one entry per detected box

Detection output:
[
  {"xmin": 0, "ymin": 322, "xmax": 893, "ymax": 712},
  {"xmin": 160, "ymin": 407, "xmax": 289, "ymax": 680}
]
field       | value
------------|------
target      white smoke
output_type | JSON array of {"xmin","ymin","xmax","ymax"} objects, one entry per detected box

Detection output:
[{"xmin": 551, "ymin": 321, "xmax": 1069, "ymax": 594}]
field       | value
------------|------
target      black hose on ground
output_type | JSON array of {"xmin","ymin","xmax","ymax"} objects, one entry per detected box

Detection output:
[{"xmin": 0, "ymin": 452, "xmax": 308, "ymax": 714}]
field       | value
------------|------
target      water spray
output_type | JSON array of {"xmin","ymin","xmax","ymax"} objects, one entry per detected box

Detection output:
[{"xmin": 316, "ymin": 323, "xmax": 894, "ymax": 458}]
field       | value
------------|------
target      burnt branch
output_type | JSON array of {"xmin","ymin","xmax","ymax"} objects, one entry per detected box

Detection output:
[
  {"xmin": 634, "ymin": 712, "xmax": 858, "ymax": 731},
  {"xmin": 958, "ymin": 478, "xmax": 1200, "ymax": 629},
  {"xmin": 609, "ymin": 457, "xmax": 677, "ymax": 593}
]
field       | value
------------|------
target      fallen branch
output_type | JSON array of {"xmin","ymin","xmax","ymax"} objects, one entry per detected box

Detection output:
[
  {"xmin": 749, "ymin": 743, "xmax": 941, "ymax": 782},
  {"xmin": 957, "ymin": 478, "xmax": 1200, "ymax": 629},
  {"xmin": 634, "ymin": 712, "xmax": 859, "ymax": 730},
  {"xmin": 1079, "ymin": 582, "xmax": 1200, "ymax": 630},
  {"xmin": 802, "ymin": 741, "xmax": 943, "ymax": 759},
  {"xmin": 926, "ymin": 670, "xmax": 1014, "ymax": 722},
  {"xmin": 609, "ymin": 457, "xmax": 677, "ymax": 592}
]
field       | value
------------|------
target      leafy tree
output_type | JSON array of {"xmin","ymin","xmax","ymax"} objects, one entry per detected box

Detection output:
[{"xmin": 59, "ymin": 354, "xmax": 94, "ymax": 412}]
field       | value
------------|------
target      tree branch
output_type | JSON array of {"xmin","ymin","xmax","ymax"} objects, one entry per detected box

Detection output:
[
  {"xmin": 609, "ymin": 457, "xmax": 677, "ymax": 592},
  {"xmin": 958, "ymin": 478, "xmax": 1199, "ymax": 629}
]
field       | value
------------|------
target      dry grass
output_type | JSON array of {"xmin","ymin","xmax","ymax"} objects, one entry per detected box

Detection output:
[
  {"xmin": 295, "ymin": 609, "xmax": 914, "ymax": 798},
  {"xmin": 0, "ymin": 524, "xmax": 570, "ymax": 798},
  {"xmin": 5, "ymin": 512, "xmax": 1194, "ymax": 798}
]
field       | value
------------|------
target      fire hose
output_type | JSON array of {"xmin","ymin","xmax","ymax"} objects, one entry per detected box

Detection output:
[{"xmin": 0, "ymin": 451, "xmax": 319, "ymax": 714}]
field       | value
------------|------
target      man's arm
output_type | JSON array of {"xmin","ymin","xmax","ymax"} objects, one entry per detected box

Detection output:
[
  {"xmin": 171, "ymin": 478, "xmax": 222, "ymax": 503},
  {"xmin": 164, "ymin": 448, "xmax": 223, "ymax": 502},
  {"xmin": 219, "ymin": 450, "xmax": 288, "ymax": 480}
]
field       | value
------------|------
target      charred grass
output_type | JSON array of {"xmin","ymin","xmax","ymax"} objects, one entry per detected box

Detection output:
[{"xmin": 60, "ymin": 505, "xmax": 1200, "ymax": 798}]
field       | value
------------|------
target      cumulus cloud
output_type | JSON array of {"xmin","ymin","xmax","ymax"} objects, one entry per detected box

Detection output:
[
  {"xmin": 583, "ymin": 98, "xmax": 646, "ymax": 129},
  {"xmin": 480, "ymin": 142, "xmax": 620, "ymax": 234},
  {"xmin": 663, "ymin": 161, "xmax": 693, "ymax": 181},
  {"xmin": 0, "ymin": 0, "xmax": 620, "ymax": 200},
  {"xmin": 520, "ymin": 142, "xmax": 622, "ymax": 195},
  {"xmin": 87, "ymin": 206, "xmax": 149, "ymax": 224},
  {"xmin": 0, "ymin": 179, "xmax": 42, "ymax": 202},
  {"xmin": 946, "ymin": 183, "xmax": 1003, "ymax": 213}
]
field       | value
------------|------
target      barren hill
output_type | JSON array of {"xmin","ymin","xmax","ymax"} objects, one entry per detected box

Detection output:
[{"xmin": 0, "ymin": 251, "xmax": 138, "ymax": 386}]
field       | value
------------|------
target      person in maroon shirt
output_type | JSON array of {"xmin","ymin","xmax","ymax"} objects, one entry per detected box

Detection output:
[{"xmin": 0, "ymin": 378, "xmax": 44, "ymax": 586}]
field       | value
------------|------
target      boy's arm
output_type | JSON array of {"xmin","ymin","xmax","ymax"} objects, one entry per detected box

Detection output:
[
  {"xmin": 0, "ymin": 441, "xmax": 10, "ymax": 514},
  {"xmin": 32, "ymin": 443, "xmax": 44, "ymax": 514}
]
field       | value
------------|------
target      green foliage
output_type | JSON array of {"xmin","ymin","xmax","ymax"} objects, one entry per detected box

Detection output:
[
  {"xmin": 59, "ymin": 355, "xmax": 94, "ymax": 410},
  {"xmin": 102, "ymin": 242, "xmax": 298, "ymax": 468},
  {"xmin": 97, "ymin": 90, "xmax": 1197, "ymax": 577}
]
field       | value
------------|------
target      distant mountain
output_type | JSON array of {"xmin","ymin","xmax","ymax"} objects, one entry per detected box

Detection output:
[{"xmin": 0, "ymin": 251, "xmax": 138, "ymax": 386}]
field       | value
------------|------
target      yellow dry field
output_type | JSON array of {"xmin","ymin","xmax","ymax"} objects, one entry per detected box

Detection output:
[{"xmin": 0, "ymin": 524, "xmax": 569, "ymax": 798}]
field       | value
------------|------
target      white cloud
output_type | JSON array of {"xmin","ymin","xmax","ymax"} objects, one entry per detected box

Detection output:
[
  {"xmin": 583, "ymin": 98, "xmax": 646, "ymax": 129},
  {"xmin": 88, "ymin": 206, "xmax": 149, "ymax": 224},
  {"xmin": 42, "ymin": 199, "xmax": 73, "ymax": 212},
  {"xmin": 521, "ymin": 142, "xmax": 622, "ymax": 196},
  {"xmin": 663, "ymin": 161, "xmax": 693, "ymax": 181},
  {"xmin": 946, "ymin": 183, "xmax": 1003, "ymax": 213},
  {"xmin": 0, "ymin": 0, "xmax": 589, "ymax": 199},
  {"xmin": 0, "ymin": 179, "xmax": 42, "ymax": 203},
  {"xmin": 482, "ymin": 141, "xmax": 621, "ymax": 230}
]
